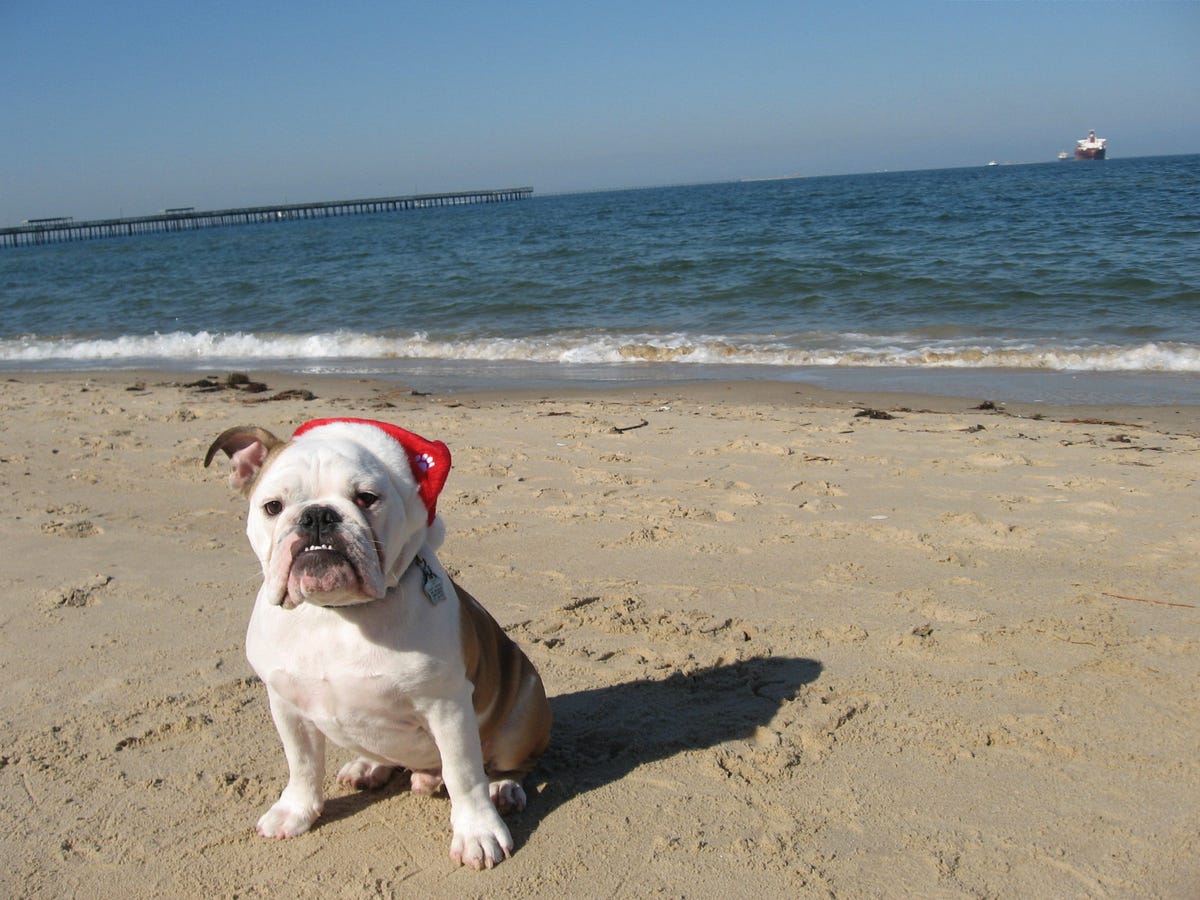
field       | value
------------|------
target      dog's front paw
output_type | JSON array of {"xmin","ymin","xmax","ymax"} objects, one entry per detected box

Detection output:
[
  {"xmin": 337, "ymin": 758, "xmax": 395, "ymax": 790},
  {"xmin": 449, "ymin": 809, "xmax": 513, "ymax": 870},
  {"xmin": 256, "ymin": 798, "xmax": 322, "ymax": 838}
]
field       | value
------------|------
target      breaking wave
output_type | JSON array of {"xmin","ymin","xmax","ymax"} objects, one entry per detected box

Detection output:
[{"xmin": 2, "ymin": 330, "xmax": 1198, "ymax": 373}]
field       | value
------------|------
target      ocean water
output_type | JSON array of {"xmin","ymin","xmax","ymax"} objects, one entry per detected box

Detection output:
[{"xmin": 2, "ymin": 155, "xmax": 1198, "ymax": 405}]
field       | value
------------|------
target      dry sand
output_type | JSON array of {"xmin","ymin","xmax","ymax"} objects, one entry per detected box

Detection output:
[{"xmin": 1, "ymin": 370, "xmax": 1197, "ymax": 898}]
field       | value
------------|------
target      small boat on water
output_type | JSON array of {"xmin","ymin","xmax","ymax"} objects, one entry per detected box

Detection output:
[
  {"xmin": 1057, "ymin": 150, "xmax": 1070, "ymax": 160},
  {"xmin": 1074, "ymin": 130, "xmax": 1107, "ymax": 160}
]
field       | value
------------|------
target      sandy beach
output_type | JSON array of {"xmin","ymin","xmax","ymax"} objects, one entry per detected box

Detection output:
[{"xmin": 1, "ymin": 370, "xmax": 1197, "ymax": 898}]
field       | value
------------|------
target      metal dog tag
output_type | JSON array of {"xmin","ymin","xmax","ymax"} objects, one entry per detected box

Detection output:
[{"xmin": 415, "ymin": 556, "xmax": 446, "ymax": 604}]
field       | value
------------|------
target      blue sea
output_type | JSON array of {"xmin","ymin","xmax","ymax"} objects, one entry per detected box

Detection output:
[{"xmin": 2, "ymin": 155, "xmax": 1198, "ymax": 405}]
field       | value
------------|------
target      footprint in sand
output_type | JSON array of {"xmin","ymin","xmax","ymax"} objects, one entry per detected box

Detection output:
[
  {"xmin": 44, "ymin": 574, "xmax": 112, "ymax": 609},
  {"xmin": 40, "ymin": 520, "xmax": 102, "ymax": 538}
]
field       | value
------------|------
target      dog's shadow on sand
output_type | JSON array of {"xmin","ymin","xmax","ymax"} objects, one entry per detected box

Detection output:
[
  {"xmin": 319, "ymin": 655, "xmax": 822, "ymax": 843},
  {"xmin": 520, "ymin": 654, "xmax": 822, "ymax": 839}
]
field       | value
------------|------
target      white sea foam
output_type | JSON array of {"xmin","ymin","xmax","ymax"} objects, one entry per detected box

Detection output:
[{"xmin": 1, "ymin": 330, "xmax": 1198, "ymax": 373}]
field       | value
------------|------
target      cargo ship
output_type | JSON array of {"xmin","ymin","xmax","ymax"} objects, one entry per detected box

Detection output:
[{"xmin": 1074, "ymin": 130, "xmax": 1107, "ymax": 160}]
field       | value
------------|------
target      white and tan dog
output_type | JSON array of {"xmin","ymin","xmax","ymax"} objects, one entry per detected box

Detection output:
[{"xmin": 205, "ymin": 417, "xmax": 551, "ymax": 869}]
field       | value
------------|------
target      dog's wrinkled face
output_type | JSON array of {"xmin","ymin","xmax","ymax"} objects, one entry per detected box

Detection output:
[
  {"xmin": 251, "ymin": 439, "xmax": 393, "ymax": 608},
  {"xmin": 258, "ymin": 436, "xmax": 432, "ymax": 609},
  {"xmin": 207, "ymin": 421, "xmax": 445, "ymax": 610}
]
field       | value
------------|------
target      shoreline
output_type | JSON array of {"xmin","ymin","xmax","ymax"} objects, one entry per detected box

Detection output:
[
  {"xmin": 3, "ymin": 359, "xmax": 1199, "ymax": 410},
  {"xmin": 2, "ymin": 370, "xmax": 1197, "ymax": 896},
  {"xmin": 8, "ymin": 367, "xmax": 1200, "ymax": 434}
]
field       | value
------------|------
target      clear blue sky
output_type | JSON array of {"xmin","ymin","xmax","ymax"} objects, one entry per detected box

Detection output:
[{"xmin": 2, "ymin": 1, "xmax": 1197, "ymax": 224}]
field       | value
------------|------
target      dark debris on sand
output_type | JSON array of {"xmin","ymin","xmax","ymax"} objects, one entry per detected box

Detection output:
[{"xmin": 180, "ymin": 373, "xmax": 316, "ymax": 402}]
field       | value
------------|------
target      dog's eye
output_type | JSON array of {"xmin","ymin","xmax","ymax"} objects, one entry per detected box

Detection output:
[
  {"xmin": 354, "ymin": 492, "xmax": 380, "ymax": 510},
  {"xmin": 263, "ymin": 500, "xmax": 284, "ymax": 517}
]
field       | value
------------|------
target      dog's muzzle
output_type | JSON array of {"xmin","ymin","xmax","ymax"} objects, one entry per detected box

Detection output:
[{"xmin": 283, "ymin": 503, "xmax": 367, "ymax": 606}]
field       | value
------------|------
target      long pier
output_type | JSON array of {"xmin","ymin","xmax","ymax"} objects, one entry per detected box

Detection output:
[{"xmin": 0, "ymin": 187, "xmax": 533, "ymax": 248}]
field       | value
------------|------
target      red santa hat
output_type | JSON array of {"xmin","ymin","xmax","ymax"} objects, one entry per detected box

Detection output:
[{"xmin": 292, "ymin": 417, "xmax": 451, "ymax": 525}]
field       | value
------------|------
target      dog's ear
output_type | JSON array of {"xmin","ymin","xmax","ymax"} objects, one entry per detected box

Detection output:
[{"xmin": 204, "ymin": 426, "xmax": 284, "ymax": 495}]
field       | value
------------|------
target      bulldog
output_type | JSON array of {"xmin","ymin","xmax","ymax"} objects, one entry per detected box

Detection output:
[{"xmin": 205, "ymin": 417, "xmax": 551, "ymax": 869}]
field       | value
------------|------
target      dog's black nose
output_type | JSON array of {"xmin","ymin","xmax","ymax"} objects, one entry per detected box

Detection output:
[{"xmin": 298, "ymin": 504, "xmax": 342, "ymax": 542}]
